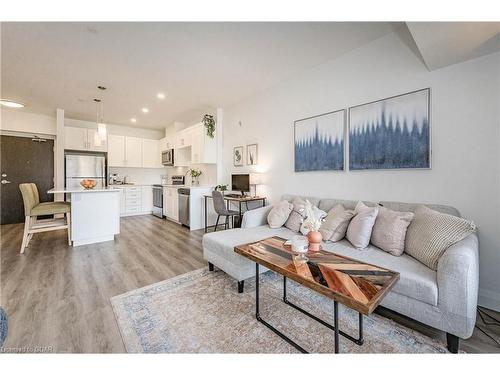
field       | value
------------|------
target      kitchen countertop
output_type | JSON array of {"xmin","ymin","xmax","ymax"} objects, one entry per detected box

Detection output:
[{"xmin": 48, "ymin": 187, "xmax": 121, "ymax": 194}]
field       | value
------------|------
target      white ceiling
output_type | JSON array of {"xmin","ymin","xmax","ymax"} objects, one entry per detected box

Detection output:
[
  {"xmin": 406, "ymin": 22, "xmax": 500, "ymax": 70},
  {"xmin": 1, "ymin": 22, "xmax": 396, "ymax": 129}
]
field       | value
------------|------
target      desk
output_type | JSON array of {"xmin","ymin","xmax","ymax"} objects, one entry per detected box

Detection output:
[{"xmin": 204, "ymin": 195, "xmax": 266, "ymax": 232}]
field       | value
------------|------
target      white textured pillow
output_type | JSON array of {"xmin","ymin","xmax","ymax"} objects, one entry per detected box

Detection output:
[
  {"xmin": 346, "ymin": 201, "xmax": 379, "ymax": 249},
  {"xmin": 267, "ymin": 201, "xmax": 293, "ymax": 229},
  {"xmin": 300, "ymin": 206, "xmax": 327, "ymax": 235},
  {"xmin": 405, "ymin": 205, "xmax": 476, "ymax": 270},
  {"xmin": 371, "ymin": 206, "xmax": 414, "ymax": 256},
  {"xmin": 319, "ymin": 204, "xmax": 356, "ymax": 242},
  {"xmin": 284, "ymin": 197, "xmax": 307, "ymax": 232}
]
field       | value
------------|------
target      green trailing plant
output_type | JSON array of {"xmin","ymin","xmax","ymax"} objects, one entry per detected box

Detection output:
[
  {"xmin": 215, "ymin": 184, "xmax": 228, "ymax": 192},
  {"xmin": 203, "ymin": 114, "xmax": 216, "ymax": 138}
]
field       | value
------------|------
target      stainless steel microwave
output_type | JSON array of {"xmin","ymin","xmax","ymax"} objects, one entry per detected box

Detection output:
[{"xmin": 162, "ymin": 149, "xmax": 174, "ymax": 166}]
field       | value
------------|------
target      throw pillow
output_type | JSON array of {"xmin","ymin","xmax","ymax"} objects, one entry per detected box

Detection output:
[
  {"xmin": 267, "ymin": 200, "xmax": 293, "ymax": 229},
  {"xmin": 300, "ymin": 205, "xmax": 327, "ymax": 235},
  {"xmin": 405, "ymin": 205, "xmax": 476, "ymax": 270},
  {"xmin": 284, "ymin": 197, "xmax": 307, "ymax": 232},
  {"xmin": 346, "ymin": 201, "xmax": 379, "ymax": 249},
  {"xmin": 371, "ymin": 206, "xmax": 414, "ymax": 256},
  {"xmin": 319, "ymin": 204, "xmax": 356, "ymax": 242}
]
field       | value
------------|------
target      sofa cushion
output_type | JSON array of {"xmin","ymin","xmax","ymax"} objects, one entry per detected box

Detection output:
[
  {"xmin": 371, "ymin": 206, "xmax": 414, "ymax": 256},
  {"xmin": 380, "ymin": 201, "xmax": 461, "ymax": 217},
  {"xmin": 322, "ymin": 240, "xmax": 438, "ymax": 306},
  {"xmin": 346, "ymin": 201, "xmax": 379, "ymax": 249},
  {"xmin": 267, "ymin": 200, "xmax": 293, "ymax": 228},
  {"xmin": 281, "ymin": 194, "xmax": 320, "ymax": 207},
  {"xmin": 319, "ymin": 204, "xmax": 355, "ymax": 242},
  {"xmin": 319, "ymin": 198, "xmax": 377, "ymax": 212},
  {"xmin": 284, "ymin": 197, "xmax": 308, "ymax": 232},
  {"xmin": 405, "ymin": 205, "xmax": 476, "ymax": 270}
]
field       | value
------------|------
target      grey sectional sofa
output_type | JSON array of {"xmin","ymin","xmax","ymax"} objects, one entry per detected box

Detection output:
[{"xmin": 202, "ymin": 195, "xmax": 479, "ymax": 353}]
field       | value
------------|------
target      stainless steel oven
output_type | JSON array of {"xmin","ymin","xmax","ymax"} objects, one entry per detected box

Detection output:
[
  {"xmin": 152, "ymin": 184, "xmax": 163, "ymax": 218},
  {"xmin": 162, "ymin": 149, "xmax": 174, "ymax": 166}
]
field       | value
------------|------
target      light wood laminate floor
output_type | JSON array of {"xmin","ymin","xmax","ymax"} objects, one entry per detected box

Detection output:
[{"xmin": 1, "ymin": 215, "xmax": 499, "ymax": 353}]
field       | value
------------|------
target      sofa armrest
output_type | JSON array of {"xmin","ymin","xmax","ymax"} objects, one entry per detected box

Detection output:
[
  {"xmin": 436, "ymin": 233, "xmax": 479, "ymax": 338},
  {"xmin": 241, "ymin": 205, "xmax": 272, "ymax": 229}
]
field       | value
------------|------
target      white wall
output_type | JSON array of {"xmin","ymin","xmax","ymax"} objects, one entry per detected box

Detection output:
[
  {"xmin": 65, "ymin": 118, "xmax": 164, "ymax": 139},
  {"xmin": 222, "ymin": 33, "xmax": 500, "ymax": 310},
  {"xmin": 0, "ymin": 108, "xmax": 56, "ymax": 135}
]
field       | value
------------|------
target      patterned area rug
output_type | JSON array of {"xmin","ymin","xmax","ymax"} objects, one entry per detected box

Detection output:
[{"xmin": 111, "ymin": 268, "xmax": 451, "ymax": 353}]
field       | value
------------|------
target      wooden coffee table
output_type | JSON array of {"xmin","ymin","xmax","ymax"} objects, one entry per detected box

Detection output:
[{"xmin": 234, "ymin": 236, "xmax": 400, "ymax": 353}]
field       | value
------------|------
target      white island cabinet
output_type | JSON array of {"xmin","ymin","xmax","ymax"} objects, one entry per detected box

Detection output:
[{"xmin": 48, "ymin": 187, "xmax": 120, "ymax": 246}]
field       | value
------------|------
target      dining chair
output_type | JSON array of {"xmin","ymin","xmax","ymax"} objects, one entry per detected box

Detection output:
[
  {"xmin": 212, "ymin": 190, "xmax": 239, "ymax": 232},
  {"xmin": 19, "ymin": 183, "xmax": 72, "ymax": 253}
]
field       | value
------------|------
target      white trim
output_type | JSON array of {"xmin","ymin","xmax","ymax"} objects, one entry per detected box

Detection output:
[
  {"xmin": 478, "ymin": 288, "xmax": 500, "ymax": 312},
  {"xmin": 0, "ymin": 129, "xmax": 55, "ymax": 139}
]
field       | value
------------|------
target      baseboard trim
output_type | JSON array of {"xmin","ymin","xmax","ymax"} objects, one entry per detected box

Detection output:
[{"xmin": 478, "ymin": 288, "xmax": 500, "ymax": 312}]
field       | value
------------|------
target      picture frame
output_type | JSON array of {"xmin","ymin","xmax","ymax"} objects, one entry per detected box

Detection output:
[
  {"xmin": 246, "ymin": 144, "xmax": 258, "ymax": 166},
  {"xmin": 294, "ymin": 109, "xmax": 345, "ymax": 172},
  {"xmin": 233, "ymin": 146, "xmax": 244, "ymax": 167},
  {"xmin": 348, "ymin": 88, "xmax": 431, "ymax": 171}
]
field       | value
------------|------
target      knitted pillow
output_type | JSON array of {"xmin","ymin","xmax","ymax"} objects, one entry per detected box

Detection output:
[{"xmin": 405, "ymin": 205, "xmax": 476, "ymax": 270}]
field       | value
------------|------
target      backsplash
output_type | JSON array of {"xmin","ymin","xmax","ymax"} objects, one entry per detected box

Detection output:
[
  {"xmin": 165, "ymin": 164, "xmax": 217, "ymax": 186},
  {"xmin": 109, "ymin": 167, "xmax": 167, "ymax": 185}
]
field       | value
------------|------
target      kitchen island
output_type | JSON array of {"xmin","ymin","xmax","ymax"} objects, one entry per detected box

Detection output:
[{"xmin": 48, "ymin": 187, "xmax": 120, "ymax": 246}]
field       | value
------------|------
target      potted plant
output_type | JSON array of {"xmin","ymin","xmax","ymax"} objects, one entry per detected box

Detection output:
[
  {"xmin": 203, "ymin": 114, "xmax": 216, "ymax": 138},
  {"xmin": 302, "ymin": 200, "xmax": 323, "ymax": 251},
  {"xmin": 215, "ymin": 184, "xmax": 228, "ymax": 195},
  {"xmin": 187, "ymin": 169, "xmax": 202, "ymax": 186}
]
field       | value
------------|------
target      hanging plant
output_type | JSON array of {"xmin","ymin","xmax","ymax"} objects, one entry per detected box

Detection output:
[{"xmin": 203, "ymin": 114, "xmax": 216, "ymax": 138}]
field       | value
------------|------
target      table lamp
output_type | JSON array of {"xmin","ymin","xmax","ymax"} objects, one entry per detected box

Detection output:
[{"xmin": 249, "ymin": 173, "xmax": 262, "ymax": 197}]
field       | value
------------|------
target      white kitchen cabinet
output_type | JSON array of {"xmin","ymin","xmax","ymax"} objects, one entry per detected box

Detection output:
[
  {"xmin": 65, "ymin": 126, "xmax": 108, "ymax": 152},
  {"xmin": 175, "ymin": 128, "xmax": 192, "ymax": 149},
  {"xmin": 142, "ymin": 139, "xmax": 161, "ymax": 168},
  {"xmin": 108, "ymin": 134, "xmax": 126, "ymax": 167},
  {"xmin": 189, "ymin": 123, "xmax": 217, "ymax": 164},
  {"xmin": 141, "ymin": 186, "xmax": 153, "ymax": 213},
  {"xmin": 125, "ymin": 137, "xmax": 143, "ymax": 167},
  {"xmin": 163, "ymin": 187, "xmax": 179, "ymax": 221},
  {"xmin": 159, "ymin": 137, "xmax": 168, "ymax": 152}
]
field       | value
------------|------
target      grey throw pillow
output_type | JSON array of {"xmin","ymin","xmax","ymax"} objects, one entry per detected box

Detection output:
[
  {"xmin": 346, "ymin": 201, "xmax": 379, "ymax": 249},
  {"xmin": 267, "ymin": 200, "xmax": 293, "ymax": 228},
  {"xmin": 371, "ymin": 206, "xmax": 414, "ymax": 256},
  {"xmin": 319, "ymin": 204, "xmax": 356, "ymax": 242},
  {"xmin": 284, "ymin": 197, "xmax": 307, "ymax": 232},
  {"xmin": 405, "ymin": 205, "xmax": 476, "ymax": 270}
]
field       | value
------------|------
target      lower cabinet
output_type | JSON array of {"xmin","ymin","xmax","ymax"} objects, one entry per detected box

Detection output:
[
  {"xmin": 114, "ymin": 185, "xmax": 153, "ymax": 216},
  {"xmin": 163, "ymin": 187, "xmax": 179, "ymax": 221}
]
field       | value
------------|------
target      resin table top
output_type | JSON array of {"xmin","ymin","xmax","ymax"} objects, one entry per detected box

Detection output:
[{"xmin": 235, "ymin": 236, "xmax": 400, "ymax": 315}]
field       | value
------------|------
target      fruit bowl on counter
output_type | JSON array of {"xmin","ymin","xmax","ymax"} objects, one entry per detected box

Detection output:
[{"xmin": 80, "ymin": 179, "xmax": 97, "ymax": 189}]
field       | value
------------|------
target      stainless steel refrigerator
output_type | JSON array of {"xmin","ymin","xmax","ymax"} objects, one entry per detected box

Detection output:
[{"xmin": 65, "ymin": 153, "xmax": 106, "ymax": 190}]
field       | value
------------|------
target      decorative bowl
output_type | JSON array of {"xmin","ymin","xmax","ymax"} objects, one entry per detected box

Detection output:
[{"xmin": 80, "ymin": 179, "xmax": 97, "ymax": 189}]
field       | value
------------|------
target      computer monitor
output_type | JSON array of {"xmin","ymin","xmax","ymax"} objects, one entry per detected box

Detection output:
[{"xmin": 231, "ymin": 174, "xmax": 250, "ymax": 195}]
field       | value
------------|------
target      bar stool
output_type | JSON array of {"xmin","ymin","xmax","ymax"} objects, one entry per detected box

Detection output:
[
  {"xmin": 19, "ymin": 183, "xmax": 72, "ymax": 253},
  {"xmin": 212, "ymin": 190, "xmax": 239, "ymax": 231}
]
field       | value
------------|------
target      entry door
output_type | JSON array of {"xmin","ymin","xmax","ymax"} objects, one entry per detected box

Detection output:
[{"xmin": 0, "ymin": 135, "xmax": 55, "ymax": 224}]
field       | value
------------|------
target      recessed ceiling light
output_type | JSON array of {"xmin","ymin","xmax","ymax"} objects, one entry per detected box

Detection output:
[
  {"xmin": 157, "ymin": 93, "xmax": 165, "ymax": 99},
  {"xmin": 131, "ymin": 118, "xmax": 137, "ymax": 123},
  {"xmin": 0, "ymin": 99, "xmax": 25, "ymax": 108},
  {"xmin": 142, "ymin": 108, "xmax": 149, "ymax": 113}
]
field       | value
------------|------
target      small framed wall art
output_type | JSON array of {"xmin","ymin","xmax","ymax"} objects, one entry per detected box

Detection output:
[
  {"xmin": 233, "ymin": 146, "xmax": 244, "ymax": 166},
  {"xmin": 247, "ymin": 143, "xmax": 258, "ymax": 165}
]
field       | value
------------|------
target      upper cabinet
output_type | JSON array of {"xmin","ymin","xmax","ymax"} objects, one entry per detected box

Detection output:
[
  {"xmin": 108, "ymin": 135, "xmax": 162, "ymax": 168},
  {"xmin": 142, "ymin": 138, "xmax": 162, "ymax": 168},
  {"xmin": 191, "ymin": 123, "xmax": 216, "ymax": 164},
  {"xmin": 125, "ymin": 137, "xmax": 143, "ymax": 167},
  {"xmin": 65, "ymin": 126, "xmax": 107, "ymax": 152}
]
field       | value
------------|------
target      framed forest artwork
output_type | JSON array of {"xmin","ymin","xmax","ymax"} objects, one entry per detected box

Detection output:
[
  {"xmin": 349, "ymin": 88, "xmax": 430, "ymax": 170},
  {"xmin": 294, "ymin": 109, "xmax": 345, "ymax": 172}
]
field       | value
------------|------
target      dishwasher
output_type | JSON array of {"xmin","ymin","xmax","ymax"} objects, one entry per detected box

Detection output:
[{"xmin": 177, "ymin": 188, "xmax": 190, "ymax": 227}]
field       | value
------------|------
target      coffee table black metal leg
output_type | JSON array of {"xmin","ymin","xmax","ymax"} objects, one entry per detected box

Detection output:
[
  {"xmin": 334, "ymin": 301, "xmax": 339, "ymax": 353},
  {"xmin": 255, "ymin": 264, "xmax": 307, "ymax": 353}
]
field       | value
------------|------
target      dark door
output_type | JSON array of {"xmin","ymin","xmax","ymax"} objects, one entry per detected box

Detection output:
[{"xmin": 0, "ymin": 135, "xmax": 55, "ymax": 224}]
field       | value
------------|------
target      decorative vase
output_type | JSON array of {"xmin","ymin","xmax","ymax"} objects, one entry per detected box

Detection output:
[{"xmin": 307, "ymin": 231, "xmax": 322, "ymax": 252}]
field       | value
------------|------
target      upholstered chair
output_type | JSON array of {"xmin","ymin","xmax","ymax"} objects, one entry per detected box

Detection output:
[
  {"xmin": 18, "ymin": 183, "xmax": 71, "ymax": 253},
  {"xmin": 211, "ymin": 190, "xmax": 239, "ymax": 232}
]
